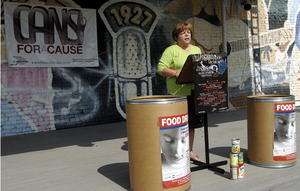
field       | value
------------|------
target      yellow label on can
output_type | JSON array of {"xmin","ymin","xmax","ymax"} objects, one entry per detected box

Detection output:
[{"xmin": 230, "ymin": 152, "xmax": 239, "ymax": 166}]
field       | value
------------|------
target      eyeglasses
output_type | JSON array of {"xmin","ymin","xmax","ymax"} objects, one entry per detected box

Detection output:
[{"xmin": 179, "ymin": 31, "xmax": 191, "ymax": 36}]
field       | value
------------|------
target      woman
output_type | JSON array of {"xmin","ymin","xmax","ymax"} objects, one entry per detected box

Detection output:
[{"xmin": 157, "ymin": 22, "xmax": 203, "ymax": 162}]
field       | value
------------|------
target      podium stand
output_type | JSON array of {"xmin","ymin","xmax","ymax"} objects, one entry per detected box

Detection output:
[
  {"xmin": 189, "ymin": 113, "xmax": 227, "ymax": 173},
  {"xmin": 176, "ymin": 53, "xmax": 228, "ymax": 174}
]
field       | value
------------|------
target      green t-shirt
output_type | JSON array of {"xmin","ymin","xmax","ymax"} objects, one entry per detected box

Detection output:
[{"xmin": 157, "ymin": 44, "xmax": 202, "ymax": 95}]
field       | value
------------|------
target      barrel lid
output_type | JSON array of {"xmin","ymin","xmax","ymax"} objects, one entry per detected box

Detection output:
[
  {"xmin": 247, "ymin": 95, "xmax": 294, "ymax": 102},
  {"xmin": 126, "ymin": 95, "xmax": 186, "ymax": 105}
]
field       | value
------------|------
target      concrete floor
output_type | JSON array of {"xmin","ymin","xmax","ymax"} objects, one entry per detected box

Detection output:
[{"xmin": 1, "ymin": 108, "xmax": 300, "ymax": 191}]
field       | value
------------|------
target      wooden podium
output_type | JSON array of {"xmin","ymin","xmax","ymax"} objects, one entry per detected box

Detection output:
[{"xmin": 176, "ymin": 53, "xmax": 228, "ymax": 174}]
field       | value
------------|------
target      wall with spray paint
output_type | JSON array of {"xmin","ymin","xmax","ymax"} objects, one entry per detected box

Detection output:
[{"xmin": 1, "ymin": 0, "xmax": 300, "ymax": 137}]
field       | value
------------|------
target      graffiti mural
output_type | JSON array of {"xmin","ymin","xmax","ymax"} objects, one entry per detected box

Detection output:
[
  {"xmin": 1, "ymin": 63, "xmax": 55, "ymax": 134},
  {"xmin": 171, "ymin": 0, "xmax": 300, "ymax": 107},
  {"xmin": 1, "ymin": 0, "xmax": 300, "ymax": 137},
  {"xmin": 254, "ymin": 0, "xmax": 294, "ymax": 96},
  {"xmin": 98, "ymin": 0, "xmax": 158, "ymax": 118}
]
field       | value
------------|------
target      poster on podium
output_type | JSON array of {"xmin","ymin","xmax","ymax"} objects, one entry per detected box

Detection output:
[
  {"xmin": 192, "ymin": 53, "xmax": 228, "ymax": 114},
  {"xmin": 176, "ymin": 53, "xmax": 228, "ymax": 114}
]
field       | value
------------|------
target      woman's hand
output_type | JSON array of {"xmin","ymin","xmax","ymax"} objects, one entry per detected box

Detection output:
[{"xmin": 162, "ymin": 67, "xmax": 180, "ymax": 78}]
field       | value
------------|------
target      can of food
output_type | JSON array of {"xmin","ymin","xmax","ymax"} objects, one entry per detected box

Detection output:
[
  {"xmin": 239, "ymin": 163, "xmax": 245, "ymax": 179},
  {"xmin": 231, "ymin": 138, "xmax": 240, "ymax": 153},
  {"xmin": 230, "ymin": 152, "xmax": 239, "ymax": 166},
  {"xmin": 230, "ymin": 165, "xmax": 239, "ymax": 180},
  {"xmin": 238, "ymin": 152, "xmax": 244, "ymax": 164}
]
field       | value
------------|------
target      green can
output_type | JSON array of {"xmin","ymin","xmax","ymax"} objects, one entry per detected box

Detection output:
[{"xmin": 238, "ymin": 152, "xmax": 244, "ymax": 164}]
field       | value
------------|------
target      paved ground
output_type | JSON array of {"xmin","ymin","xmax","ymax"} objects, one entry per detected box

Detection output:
[{"xmin": 1, "ymin": 107, "xmax": 300, "ymax": 191}]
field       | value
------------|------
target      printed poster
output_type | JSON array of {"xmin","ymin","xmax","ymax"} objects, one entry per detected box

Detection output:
[
  {"xmin": 4, "ymin": 2, "xmax": 98, "ymax": 67},
  {"xmin": 159, "ymin": 113, "xmax": 190, "ymax": 189},
  {"xmin": 273, "ymin": 103, "xmax": 297, "ymax": 161},
  {"xmin": 192, "ymin": 53, "xmax": 228, "ymax": 114}
]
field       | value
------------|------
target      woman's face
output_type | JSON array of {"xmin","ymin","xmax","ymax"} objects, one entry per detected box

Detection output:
[
  {"xmin": 274, "ymin": 113, "xmax": 295, "ymax": 145},
  {"xmin": 160, "ymin": 128, "xmax": 188, "ymax": 168},
  {"xmin": 177, "ymin": 29, "xmax": 191, "ymax": 46}
]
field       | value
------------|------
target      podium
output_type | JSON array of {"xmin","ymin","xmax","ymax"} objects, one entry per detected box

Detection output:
[{"xmin": 176, "ymin": 53, "xmax": 228, "ymax": 174}]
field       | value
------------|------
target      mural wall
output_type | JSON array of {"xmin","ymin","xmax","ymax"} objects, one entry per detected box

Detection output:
[{"xmin": 1, "ymin": 0, "xmax": 300, "ymax": 137}]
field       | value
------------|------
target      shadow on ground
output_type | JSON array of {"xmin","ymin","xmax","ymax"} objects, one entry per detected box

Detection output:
[
  {"xmin": 98, "ymin": 163, "xmax": 131, "ymax": 190},
  {"xmin": 207, "ymin": 108, "xmax": 247, "ymax": 127},
  {"xmin": 1, "ymin": 122, "xmax": 127, "ymax": 156},
  {"xmin": 209, "ymin": 146, "xmax": 248, "ymax": 159},
  {"xmin": 1, "ymin": 108, "xmax": 256, "ymax": 156}
]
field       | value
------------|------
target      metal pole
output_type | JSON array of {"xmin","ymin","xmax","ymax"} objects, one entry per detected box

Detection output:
[
  {"xmin": 204, "ymin": 113, "xmax": 210, "ymax": 164},
  {"xmin": 221, "ymin": 0, "xmax": 227, "ymax": 54}
]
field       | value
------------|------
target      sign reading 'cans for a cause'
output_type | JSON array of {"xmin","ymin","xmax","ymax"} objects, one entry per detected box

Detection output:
[
  {"xmin": 4, "ymin": 2, "xmax": 98, "ymax": 67},
  {"xmin": 159, "ymin": 113, "xmax": 190, "ymax": 189},
  {"xmin": 274, "ymin": 103, "xmax": 297, "ymax": 161}
]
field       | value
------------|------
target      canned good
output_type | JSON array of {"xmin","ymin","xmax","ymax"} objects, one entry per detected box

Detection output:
[
  {"xmin": 230, "ymin": 152, "xmax": 239, "ymax": 166},
  {"xmin": 239, "ymin": 163, "xmax": 245, "ymax": 179},
  {"xmin": 230, "ymin": 165, "xmax": 239, "ymax": 180},
  {"xmin": 238, "ymin": 152, "xmax": 244, "ymax": 164},
  {"xmin": 231, "ymin": 138, "xmax": 240, "ymax": 153}
]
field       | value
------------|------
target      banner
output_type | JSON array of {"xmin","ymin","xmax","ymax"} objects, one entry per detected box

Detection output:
[
  {"xmin": 159, "ymin": 113, "xmax": 190, "ymax": 189},
  {"xmin": 4, "ymin": 2, "xmax": 98, "ymax": 67},
  {"xmin": 273, "ymin": 103, "xmax": 297, "ymax": 161}
]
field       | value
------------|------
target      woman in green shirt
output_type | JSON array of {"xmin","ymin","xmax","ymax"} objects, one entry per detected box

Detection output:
[{"xmin": 157, "ymin": 22, "xmax": 203, "ymax": 162}]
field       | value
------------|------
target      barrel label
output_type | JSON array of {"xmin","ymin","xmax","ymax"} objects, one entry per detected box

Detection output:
[
  {"xmin": 159, "ymin": 113, "xmax": 190, "ymax": 188},
  {"xmin": 273, "ymin": 103, "xmax": 297, "ymax": 161}
]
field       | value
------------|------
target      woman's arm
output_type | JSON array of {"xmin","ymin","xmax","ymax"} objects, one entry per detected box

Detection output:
[
  {"xmin": 157, "ymin": 46, "xmax": 180, "ymax": 78},
  {"xmin": 162, "ymin": 67, "xmax": 179, "ymax": 78}
]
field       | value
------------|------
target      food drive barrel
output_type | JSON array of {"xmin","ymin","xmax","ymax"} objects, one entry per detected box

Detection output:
[
  {"xmin": 247, "ymin": 95, "xmax": 297, "ymax": 168},
  {"xmin": 126, "ymin": 95, "xmax": 191, "ymax": 191}
]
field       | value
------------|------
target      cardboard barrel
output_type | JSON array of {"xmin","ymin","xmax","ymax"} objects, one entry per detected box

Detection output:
[
  {"xmin": 126, "ymin": 95, "xmax": 191, "ymax": 191},
  {"xmin": 247, "ymin": 95, "xmax": 297, "ymax": 168}
]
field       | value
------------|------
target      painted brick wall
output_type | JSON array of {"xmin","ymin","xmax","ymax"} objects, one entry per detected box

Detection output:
[{"xmin": 1, "ymin": 0, "xmax": 300, "ymax": 137}]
